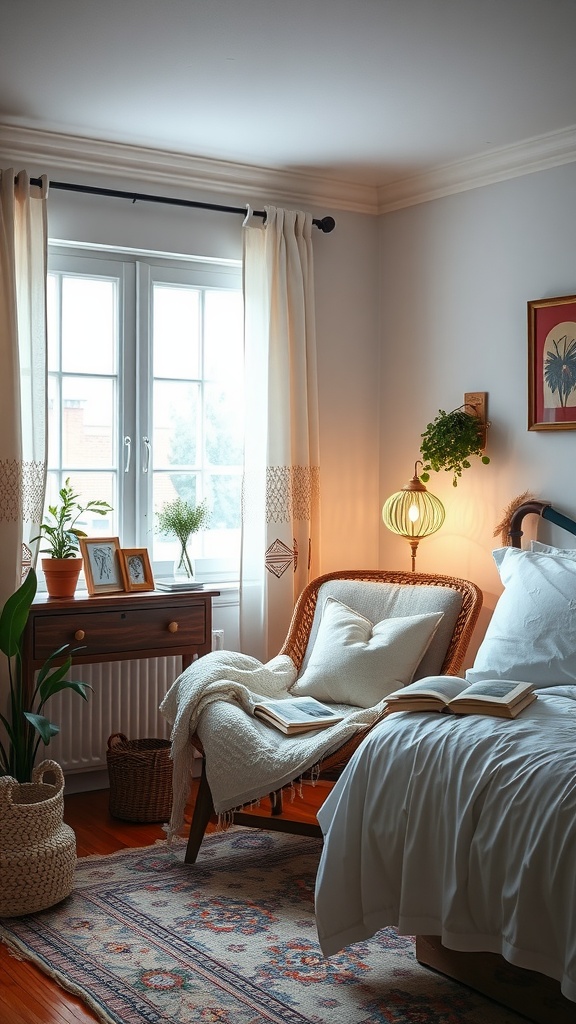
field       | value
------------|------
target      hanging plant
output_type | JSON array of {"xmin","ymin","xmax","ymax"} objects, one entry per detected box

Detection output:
[{"xmin": 419, "ymin": 406, "xmax": 490, "ymax": 487}]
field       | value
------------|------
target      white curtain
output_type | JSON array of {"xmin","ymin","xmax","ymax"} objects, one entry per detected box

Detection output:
[
  {"xmin": 240, "ymin": 206, "xmax": 321, "ymax": 661},
  {"xmin": 0, "ymin": 169, "xmax": 48, "ymax": 608}
]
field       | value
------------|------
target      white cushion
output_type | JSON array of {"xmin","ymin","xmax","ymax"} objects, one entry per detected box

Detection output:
[
  {"xmin": 299, "ymin": 580, "xmax": 463, "ymax": 681},
  {"xmin": 466, "ymin": 547, "xmax": 576, "ymax": 687},
  {"xmin": 290, "ymin": 597, "xmax": 444, "ymax": 708},
  {"xmin": 530, "ymin": 539, "xmax": 576, "ymax": 559}
]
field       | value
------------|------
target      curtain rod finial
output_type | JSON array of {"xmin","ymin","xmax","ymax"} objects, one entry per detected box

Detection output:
[{"xmin": 315, "ymin": 216, "xmax": 336, "ymax": 233}]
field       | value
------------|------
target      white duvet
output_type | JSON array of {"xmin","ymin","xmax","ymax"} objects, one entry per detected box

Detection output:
[{"xmin": 315, "ymin": 686, "xmax": 576, "ymax": 1003}]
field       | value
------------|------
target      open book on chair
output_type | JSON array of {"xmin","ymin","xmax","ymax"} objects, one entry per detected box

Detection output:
[
  {"xmin": 253, "ymin": 696, "xmax": 345, "ymax": 735},
  {"xmin": 384, "ymin": 676, "xmax": 537, "ymax": 718}
]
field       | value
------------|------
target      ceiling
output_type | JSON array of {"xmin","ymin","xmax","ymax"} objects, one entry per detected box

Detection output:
[{"xmin": 2, "ymin": 0, "xmax": 576, "ymax": 197}]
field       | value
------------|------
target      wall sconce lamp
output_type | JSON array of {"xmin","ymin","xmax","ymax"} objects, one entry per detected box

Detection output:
[{"xmin": 382, "ymin": 461, "xmax": 445, "ymax": 571}]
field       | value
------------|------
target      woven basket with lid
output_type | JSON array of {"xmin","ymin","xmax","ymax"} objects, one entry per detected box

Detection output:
[{"xmin": 0, "ymin": 759, "xmax": 76, "ymax": 917}]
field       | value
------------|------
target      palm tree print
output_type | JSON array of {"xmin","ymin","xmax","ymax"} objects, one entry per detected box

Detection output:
[{"xmin": 544, "ymin": 334, "xmax": 576, "ymax": 407}]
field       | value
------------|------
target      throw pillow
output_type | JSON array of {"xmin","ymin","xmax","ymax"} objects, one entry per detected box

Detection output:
[
  {"xmin": 466, "ymin": 546, "xmax": 576, "ymax": 686},
  {"xmin": 290, "ymin": 597, "xmax": 444, "ymax": 708}
]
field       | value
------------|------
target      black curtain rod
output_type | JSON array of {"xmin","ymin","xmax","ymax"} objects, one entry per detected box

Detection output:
[{"xmin": 28, "ymin": 177, "xmax": 336, "ymax": 233}]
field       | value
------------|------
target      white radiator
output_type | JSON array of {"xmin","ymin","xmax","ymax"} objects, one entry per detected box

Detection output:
[{"xmin": 48, "ymin": 657, "xmax": 180, "ymax": 775}]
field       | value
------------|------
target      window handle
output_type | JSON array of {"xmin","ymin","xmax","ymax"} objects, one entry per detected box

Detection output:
[
  {"xmin": 142, "ymin": 435, "xmax": 151, "ymax": 474},
  {"xmin": 124, "ymin": 436, "xmax": 131, "ymax": 473}
]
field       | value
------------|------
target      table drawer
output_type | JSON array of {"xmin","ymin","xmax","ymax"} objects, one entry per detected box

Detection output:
[{"xmin": 32, "ymin": 604, "xmax": 207, "ymax": 661}]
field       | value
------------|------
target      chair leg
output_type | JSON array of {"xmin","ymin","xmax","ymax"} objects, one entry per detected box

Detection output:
[
  {"xmin": 270, "ymin": 789, "xmax": 284, "ymax": 815},
  {"xmin": 185, "ymin": 761, "xmax": 215, "ymax": 864}
]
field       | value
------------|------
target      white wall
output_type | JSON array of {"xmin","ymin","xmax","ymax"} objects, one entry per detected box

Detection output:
[{"xmin": 378, "ymin": 162, "xmax": 576, "ymax": 659}]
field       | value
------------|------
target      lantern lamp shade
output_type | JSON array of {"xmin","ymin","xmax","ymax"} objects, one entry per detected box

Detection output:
[{"xmin": 382, "ymin": 469, "xmax": 445, "ymax": 570}]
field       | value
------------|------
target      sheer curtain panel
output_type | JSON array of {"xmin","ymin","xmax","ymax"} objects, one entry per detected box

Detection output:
[
  {"xmin": 240, "ymin": 206, "xmax": 321, "ymax": 661},
  {"xmin": 0, "ymin": 168, "xmax": 48, "ymax": 606}
]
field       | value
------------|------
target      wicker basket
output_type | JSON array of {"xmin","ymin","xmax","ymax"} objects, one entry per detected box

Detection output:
[
  {"xmin": 107, "ymin": 733, "xmax": 173, "ymax": 822},
  {"xmin": 0, "ymin": 759, "xmax": 76, "ymax": 917}
]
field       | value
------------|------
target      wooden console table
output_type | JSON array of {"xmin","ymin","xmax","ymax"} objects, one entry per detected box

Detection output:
[{"xmin": 22, "ymin": 587, "xmax": 221, "ymax": 694}]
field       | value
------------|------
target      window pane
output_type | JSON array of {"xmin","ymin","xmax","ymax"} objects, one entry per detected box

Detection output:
[
  {"xmin": 205, "ymin": 382, "xmax": 244, "ymax": 466},
  {"xmin": 62, "ymin": 377, "xmax": 116, "ymax": 468},
  {"xmin": 207, "ymin": 472, "xmax": 242, "ymax": 530},
  {"xmin": 153, "ymin": 381, "xmax": 200, "ymax": 468},
  {"xmin": 153, "ymin": 284, "xmax": 199, "ymax": 379},
  {"xmin": 204, "ymin": 290, "xmax": 243, "ymax": 380},
  {"xmin": 45, "ymin": 472, "xmax": 116, "ymax": 539},
  {"xmin": 61, "ymin": 277, "xmax": 116, "ymax": 374}
]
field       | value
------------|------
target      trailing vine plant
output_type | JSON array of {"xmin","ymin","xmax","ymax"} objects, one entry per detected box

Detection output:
[{"xmin": 419, "ymin": 406, "xmax": 490, "ymax": 487}]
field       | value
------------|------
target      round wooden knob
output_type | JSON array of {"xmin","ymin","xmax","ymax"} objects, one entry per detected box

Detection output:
[
  {"xmin": 74, "ymin": 629, "xmax": 85, "ymax": 641},
  {"xmin": 168, "ymin": 621, "xmax": 178, "ymax": 633}
]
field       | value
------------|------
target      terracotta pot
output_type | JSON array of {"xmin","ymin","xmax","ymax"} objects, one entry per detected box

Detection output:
[{"xmin": 42, "ymin": 557, "xmax": 83, "ymax": 599}]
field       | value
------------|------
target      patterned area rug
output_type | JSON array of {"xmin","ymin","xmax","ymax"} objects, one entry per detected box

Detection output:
[{"xmin": 0, "ymin": 829, "xmax": 527, "ymax": 1024}]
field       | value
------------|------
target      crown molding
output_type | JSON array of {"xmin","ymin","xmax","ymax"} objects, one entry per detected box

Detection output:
[
  {"xmin": 377, "ymin": 124, "xmax": 576, "ymax": 213},
  {"xmin": 0, "ymin": 123, "xmax": 378, "ymax": 215},
  {"xmin": 2, "ymin": 121, "xmax": 576, "ymax": 219}
]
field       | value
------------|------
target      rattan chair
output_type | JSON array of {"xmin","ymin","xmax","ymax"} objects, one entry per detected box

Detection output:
[{"xmin": 185, "ymin": 569, "xmax": 482, "ymax": 863}]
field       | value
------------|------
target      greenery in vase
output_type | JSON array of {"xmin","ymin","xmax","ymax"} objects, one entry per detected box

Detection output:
[
  {"xmin": 0, "ymin": 568, "xmax": 90, "ymax": 782},
  {"xmin": 419, "ymin": 407, "xmax": 490, "ymax": 487},
  {"xmin": 156, "ymin": 498, "xmax": 211, "ymax": 578},
  {"xmin": 31, "ymin": 478, "xmax": 113, "ymax": 559}
]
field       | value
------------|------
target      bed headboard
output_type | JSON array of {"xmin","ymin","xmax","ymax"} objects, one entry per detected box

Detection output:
[{"xmin": 508, "ymin": 499, "xmax": 576, "ymax": 548}]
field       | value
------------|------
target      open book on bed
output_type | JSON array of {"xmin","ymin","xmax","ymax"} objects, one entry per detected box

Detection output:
[
  {"xmin": 253, "ymin": 696, "xmax": 344, "ymax": 734},
  {"xmin": 384, "ymin": 676, "xmax": 537, "ymax": 718}
]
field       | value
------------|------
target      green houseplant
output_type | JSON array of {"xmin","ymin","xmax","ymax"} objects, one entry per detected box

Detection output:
[
  {"xmin": 0, "ymin": 567, "xmax": 90, "ymax": 783},
  {"xmin": 157, "ymin": 497, "xmax": 211, "ymax": 579},
  {"xmin": 31, "ymin": 478, "xmax": 113, "ymax": 597},
  {"xmin": 420, "ymin": 406, "xmax": 490, "ymax": 487}
]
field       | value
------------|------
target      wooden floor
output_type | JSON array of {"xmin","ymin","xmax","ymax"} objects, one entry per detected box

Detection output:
[{"xmin": 0, "ymin": 779, "xmax": 329, "ymax": 1024}]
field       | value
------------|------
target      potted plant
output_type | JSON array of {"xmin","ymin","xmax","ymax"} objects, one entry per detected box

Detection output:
[
  {"xmin": 31, "ymin": 478, "xmax": 113, "ymax": 597},
  {"xmin": 419, "ymin": 406, "xmax": 490, "ymax": 487},
  {"xmin": 157, "ymin": 497, "xmax": 211, "ymax": 579},
  {"xmin": 0, "ymin": 567, "xmax": 90, "ymax": 915}
]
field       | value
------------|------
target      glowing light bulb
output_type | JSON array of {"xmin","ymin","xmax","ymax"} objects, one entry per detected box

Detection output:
[{"xmin": 408, "ymin": 503, "xmax": 420, "ymax": 523}]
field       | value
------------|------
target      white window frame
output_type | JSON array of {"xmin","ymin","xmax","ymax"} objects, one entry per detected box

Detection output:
[{"xmin": 47, "ymin": 242, "xmax": 243, "ymax": 587}]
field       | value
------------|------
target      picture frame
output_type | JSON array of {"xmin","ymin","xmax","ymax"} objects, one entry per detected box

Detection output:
[
  {"xmin": 528, "ymin": 294, "xmax": 576, "ymax": 430},
  {"xmin": 119, "ymin": 547, "xmax": 155, "ymax": 592},
  {"xmin": 79, "ymin": 537, "xmax": 125, "ymax": 595}
]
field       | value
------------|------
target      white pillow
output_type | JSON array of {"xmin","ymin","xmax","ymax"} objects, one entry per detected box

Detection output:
[
  {"xmin": 466, "ymin": 546, "xmax": 576, "ymax": 687},
  {"xmin": 290, "ymin": 597, "xmax": 444, "ymax": 708},
  {"xmin": 530, "ymin": 539, "xmax": 576, "ymax": 559}
]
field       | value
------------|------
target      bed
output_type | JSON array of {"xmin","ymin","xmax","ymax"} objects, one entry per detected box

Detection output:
[{"xmin": 314, "ymin": 500, "xmax": 576, "ymax": 1024}]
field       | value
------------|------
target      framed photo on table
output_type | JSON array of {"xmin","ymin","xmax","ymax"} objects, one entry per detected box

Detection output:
[
  {"xmin": 528, "ymin": 294, "xmax": 576, "ymax": 430},
  {"xmin": 80, "ymin": 537, "xmax": 124, "ymax": 595},
  {"xmin": 119, "ymin": 548, "xmax": 155, "ymax": 592}
]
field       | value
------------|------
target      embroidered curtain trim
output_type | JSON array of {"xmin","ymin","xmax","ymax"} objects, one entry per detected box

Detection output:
[
  {"xmin": 242, "ymin": 465, "xmax": 320, "ymax": 524},
  {"xmin": 0, "ymin": 459, "xmax": 46, "ymax": 522}
]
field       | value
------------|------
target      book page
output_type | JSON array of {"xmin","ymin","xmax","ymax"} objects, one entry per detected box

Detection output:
[
  {"xmin": 387, "ymin": 676, "xmax": 468, "ymax": 703},
  {"xmin": 451, "ymin": 680, "xmax": 532, "ymax": 705},
  {"xmin": 255, "ymin": 696, "xmax": 340, "ymax": 725}
]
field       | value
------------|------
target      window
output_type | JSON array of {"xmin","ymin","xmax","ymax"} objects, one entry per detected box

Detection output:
[{"xmin": 47, "ymin": 246, "xmax": 243, "ymax": 582}]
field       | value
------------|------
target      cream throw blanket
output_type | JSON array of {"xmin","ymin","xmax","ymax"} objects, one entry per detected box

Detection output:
[{"xmin": 159, "ymin": 650, "xmax": 383, "ymax": 839}]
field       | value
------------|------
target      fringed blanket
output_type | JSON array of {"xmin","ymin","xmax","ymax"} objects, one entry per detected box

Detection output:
[{"xmin": 159, "ymin": 650, "xmax": 383, "ymax": 839}]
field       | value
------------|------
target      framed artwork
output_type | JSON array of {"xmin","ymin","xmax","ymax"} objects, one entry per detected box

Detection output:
[
  {"xmin": 79, "ymin": 537, "xmax": 124, "ymax": 595},
  {"xmin": 528, "ymin": 294, "xmax": 576, "ymax": 430},
  {"xmin": 119, "ymin": 548, "xmax": 155, "ymax": 592}
]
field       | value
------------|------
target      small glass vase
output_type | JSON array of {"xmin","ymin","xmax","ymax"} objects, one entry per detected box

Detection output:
[{"xmin": 173, "ymin": 541, "xmax": 195, "ymax": 581}]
